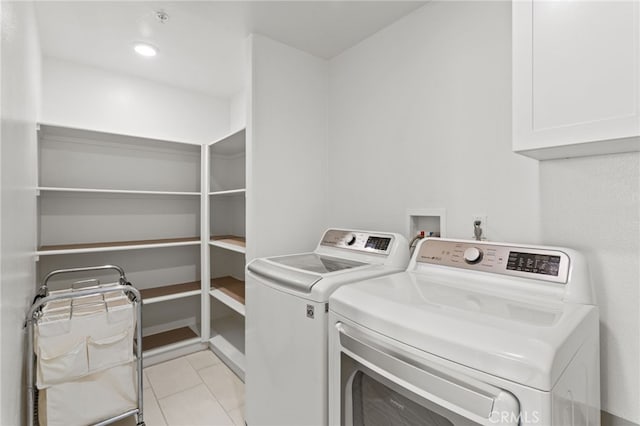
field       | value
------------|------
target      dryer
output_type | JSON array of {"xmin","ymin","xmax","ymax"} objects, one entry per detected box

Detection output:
[
  {"xmin": 329, "ymin": 238, "xmax": 600, "ymax": 426},
  {"xmin": 245, "ymin": 228, "xmax": 409, "ymax": 426}
]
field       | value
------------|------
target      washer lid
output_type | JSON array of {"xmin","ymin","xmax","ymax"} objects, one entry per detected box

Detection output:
[
  {"xmin": 248, "ymin": 254, "xmax": 367, "ymax": 292},
  {"xmin": 329, "ymin": 271, "xmax": 598, "ymax": 391},
  {"xmin": 268, "ymin": 253, "xmax": 367, "ymax": 274}
]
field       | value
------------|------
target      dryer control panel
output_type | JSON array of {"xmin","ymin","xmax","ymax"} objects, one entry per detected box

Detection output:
[
  {"xmin": 320, "ymin": 229, "xmax": 393, "ymax": 255},
  {"xmin": 416, "ymin": 239, "xmax": 570, "ymax": 284}
]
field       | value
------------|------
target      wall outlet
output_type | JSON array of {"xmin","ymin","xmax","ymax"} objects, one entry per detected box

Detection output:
[{"xmin": 472, "ymin": 215, "xmax": 488, "ymax": 240}]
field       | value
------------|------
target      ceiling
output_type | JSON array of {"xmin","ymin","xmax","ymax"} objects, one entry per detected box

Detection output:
[{"xmin": 35, "ymin": 1, "xmax": 426, "ymax": 98}]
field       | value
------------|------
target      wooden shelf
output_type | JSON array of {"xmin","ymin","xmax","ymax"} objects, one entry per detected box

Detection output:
[
  {"xmin": 38, "ymin": 237, "xmax": 201, "ymax": 256},
  {"xmin": 210, "ymin": 277, "xmax": 245, "ymax": 315},
  {"xmin": 142, "ymin": 327, "xmax": 198, "ymax": 351},
  {"xmin": 38, "ymin": 186, "xmax": 200, "ymax": 196},
  {"xmin": 209, "ymin": 188, "xmax": 246, "ymax": 196},
  {"xmin": 141, "ymin": 281, "xmax": 202, "ymax": 304},
  {"xmin": 210, "ymin": 235, "xmax": 246, "ymax": 254}
]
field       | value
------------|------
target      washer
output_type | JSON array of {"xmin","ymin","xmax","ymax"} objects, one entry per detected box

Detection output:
[
  {"xmin": 329, "ymin": 238, "xmax": 600, "ymax": 426},
  {"xmin": 246, "ymin": 228, "xmax": 410, "ymax": 426}
]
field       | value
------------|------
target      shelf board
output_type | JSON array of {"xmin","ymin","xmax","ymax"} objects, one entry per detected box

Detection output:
[
  {"xmin": 210, "ymin": 277, "xmax": 245, "ymax": 316},
  {"xmin": 141, "ymin": 281, "xmax": 202, "ymax": 305},
  {"xmin": 37, "ymin": 187, "xmax": 200, "ymax": 196},
  {"xmin": 38, "ymin": 237, "xmax": 201, "ymax": 256},
  {"xmin": 142, "ymin": 327, "xmax": 199, "ymax": 351},
  {"xmin": 209, "ymin": 235, "xmax": 246, "ymax": 254},
  {"xmin": 208, "ymin": 188, "xmax": 246, "ymax": 196}
]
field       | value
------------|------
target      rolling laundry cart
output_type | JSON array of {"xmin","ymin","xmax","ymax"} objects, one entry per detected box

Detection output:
[{"xmin": 26, "ymin": 265, "xmax": 145, "ymax": 426}]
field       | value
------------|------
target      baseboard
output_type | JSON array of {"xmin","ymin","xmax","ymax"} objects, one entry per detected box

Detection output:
[{"xmin": 602, "ymin": 411, "xmax": 640, "ymax": 426}]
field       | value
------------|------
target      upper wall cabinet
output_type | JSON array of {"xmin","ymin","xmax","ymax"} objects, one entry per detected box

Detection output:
[{"xmin": 513, "ymin": 0, "xmax": 640, "ymax": 160}]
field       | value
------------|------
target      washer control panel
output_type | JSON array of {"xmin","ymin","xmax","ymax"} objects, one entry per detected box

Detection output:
[
  {"xmin": 416, "ymin": 239, "xmax": 570, "ymax": 284},
  {"xmin": 321, "ymin": 229, "xmax": 393, "ymax": 255}
]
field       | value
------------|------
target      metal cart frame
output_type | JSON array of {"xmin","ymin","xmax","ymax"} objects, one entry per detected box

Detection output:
[{"xmin": 25, "ymin": 265, "xmax": 145, "ymax": 426}]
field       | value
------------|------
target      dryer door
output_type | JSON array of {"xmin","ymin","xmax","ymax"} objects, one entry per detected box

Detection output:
[{"xmin": 335, "ymin": 322, "xmax": 520, "ymax": 426}]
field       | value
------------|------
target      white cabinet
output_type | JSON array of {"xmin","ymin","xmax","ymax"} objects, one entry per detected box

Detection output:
[
  {"xmin": 36, "ymin": 124, "xmax": 204, "ymax": 360},
  {"xmin": 513, "ymin": 0, "xmax": 640, "ymax": 159},
  {"xmin": 204, "ymin": 128, "xmax": 247, "ymax": 379}
]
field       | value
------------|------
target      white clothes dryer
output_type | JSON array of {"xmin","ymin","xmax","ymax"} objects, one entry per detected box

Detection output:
[
  {"xmin": 329, "ymin": 238, "xmax": 600, "ymax": 426},
  {"xmin": 245, "ymin": 229, "xmax": 409, "ymax": 426}
]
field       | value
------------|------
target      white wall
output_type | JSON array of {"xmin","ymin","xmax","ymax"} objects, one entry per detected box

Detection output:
[
  {"xmin": 230, "ymin": 90, "xmax": 247, "ymax": 134},
  {"xmin": 0, "ymin": 1, "xmax": 41, "ymax": 424},
  {"xmin": 328, "ymin": 1, "xmax": 540, "ymax": 242},
  {"xmin": 540, "ymin": 153, "xmax": 640, "ymax": 424},
  {"xmin": 42, "ymin": 57, "xmax": 230, "ymax": 144},
  {"xmin": 247, "ymin": 34, "xmax": 328, "ymax": 260},
  {"xmin": 327, "ymin": 1, "xmax": 639, "ymax": 424}
]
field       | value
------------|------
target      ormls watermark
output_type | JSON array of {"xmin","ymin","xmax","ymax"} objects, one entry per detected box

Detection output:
[{"xmin": 489, "ymin": 411, "xmax": 541, "ymax": 424}]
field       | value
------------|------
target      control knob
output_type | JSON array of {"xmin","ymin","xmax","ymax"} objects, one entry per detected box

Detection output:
[
  {"xmin": 463, "ymin": 247, "xmax": 483, "ymax": 264},
  {"xmin": 346, "ymin": 234, "xmax": 357, "ymax": 246}
]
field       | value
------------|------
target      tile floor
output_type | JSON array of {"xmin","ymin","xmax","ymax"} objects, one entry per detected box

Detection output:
[{"xmin": 113, "ymin": 351, "xmax": 244, "ymax": 426}]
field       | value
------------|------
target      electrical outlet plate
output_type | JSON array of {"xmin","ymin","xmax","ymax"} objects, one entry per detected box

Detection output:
[{"xmin": 472, "ymin": 215, "xmax": 488, "ymax": 240}]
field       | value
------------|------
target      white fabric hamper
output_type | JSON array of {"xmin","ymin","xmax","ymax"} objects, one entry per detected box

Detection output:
[
  {"xmin": 34, "ymin": 285, "xmax": 136, "ymax": 425},
  {"xmin": 38, "ymin": 362, "xmax": 137, "ymax": 426}
]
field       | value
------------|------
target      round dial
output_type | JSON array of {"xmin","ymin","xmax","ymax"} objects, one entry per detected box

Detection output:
[
  {"xmin": 346, "ymin": 234, "xmax": 357, "ymax": 246},
  {"xmin": 463, "ymin": 247, "xmax": 483, "ymax": 264}
]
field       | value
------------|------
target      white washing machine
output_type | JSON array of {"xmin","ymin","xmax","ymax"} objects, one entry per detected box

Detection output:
[
  {"xmin": 246, "ymin": 228, "xmax": 410, "ymax": 426},
  {"xmin": 329, "ymin": 238, "xmax": 600, "ymax": 426}
]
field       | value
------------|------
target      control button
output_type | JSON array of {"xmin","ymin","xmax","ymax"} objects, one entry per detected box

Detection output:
[
  {"xmin": 346, "ymin": 234, "xmax": 357, "ymax": 246},
  {"xmin": 463, "ymin": 247, "xmax": 483, "ymax": 264}
]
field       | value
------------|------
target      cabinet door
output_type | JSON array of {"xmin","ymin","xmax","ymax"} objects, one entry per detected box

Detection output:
[{"xmin": 513, "ymin": 0, "xmax": 640, "ymax": 159}]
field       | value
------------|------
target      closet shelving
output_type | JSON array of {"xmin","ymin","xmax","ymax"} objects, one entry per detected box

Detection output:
[
  {"xmin": 204, "ymin": 127, "xmax": 247, "ymax": 378},
  {"xmin": 36, "ymin": 124, "xmax": 204, "ymax": 359}
]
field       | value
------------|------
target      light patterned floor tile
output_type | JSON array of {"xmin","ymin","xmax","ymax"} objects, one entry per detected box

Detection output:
[
  {"xmin": 227, "ymin": 405, "xmax": 245, "ymax": 426},
  {"xmin": 185, "ymin": 350, "xmax": 222, "ymax": 371},
  {"xmin": 158, "ymin": 383, "xmax": 234, "ymax": 426},
  {"xmin": 109, "ymin": 390, "xmax": 166, "ymax": 426},
  {"xmin": 145, "ymin": 357, "xmax": 202, "ymax": 399},
  {"xmin": 141, "ymin": 388, "xmax": 168, "ymax": 426},
  {"xmin": 198, "ymin": 363, "xmax": 244, "ymax": 412}
]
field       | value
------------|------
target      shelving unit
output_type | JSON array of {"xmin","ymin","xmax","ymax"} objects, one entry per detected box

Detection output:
[
  {"xmin": 36, "ymin": 124, "xmax": 206, "ymax": 362},
  {"xmin": 203, "ymin": 128, "xmax": 247, "ymax": 377},
  {"xmin": 35, "ymin": 124, "xmax": 251, "ymax": 368}
]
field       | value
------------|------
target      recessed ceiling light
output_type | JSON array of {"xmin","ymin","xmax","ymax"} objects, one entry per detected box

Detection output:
[{"xmin": 134, "ymin": 43, "xmax": 157, "ymax": 57}]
